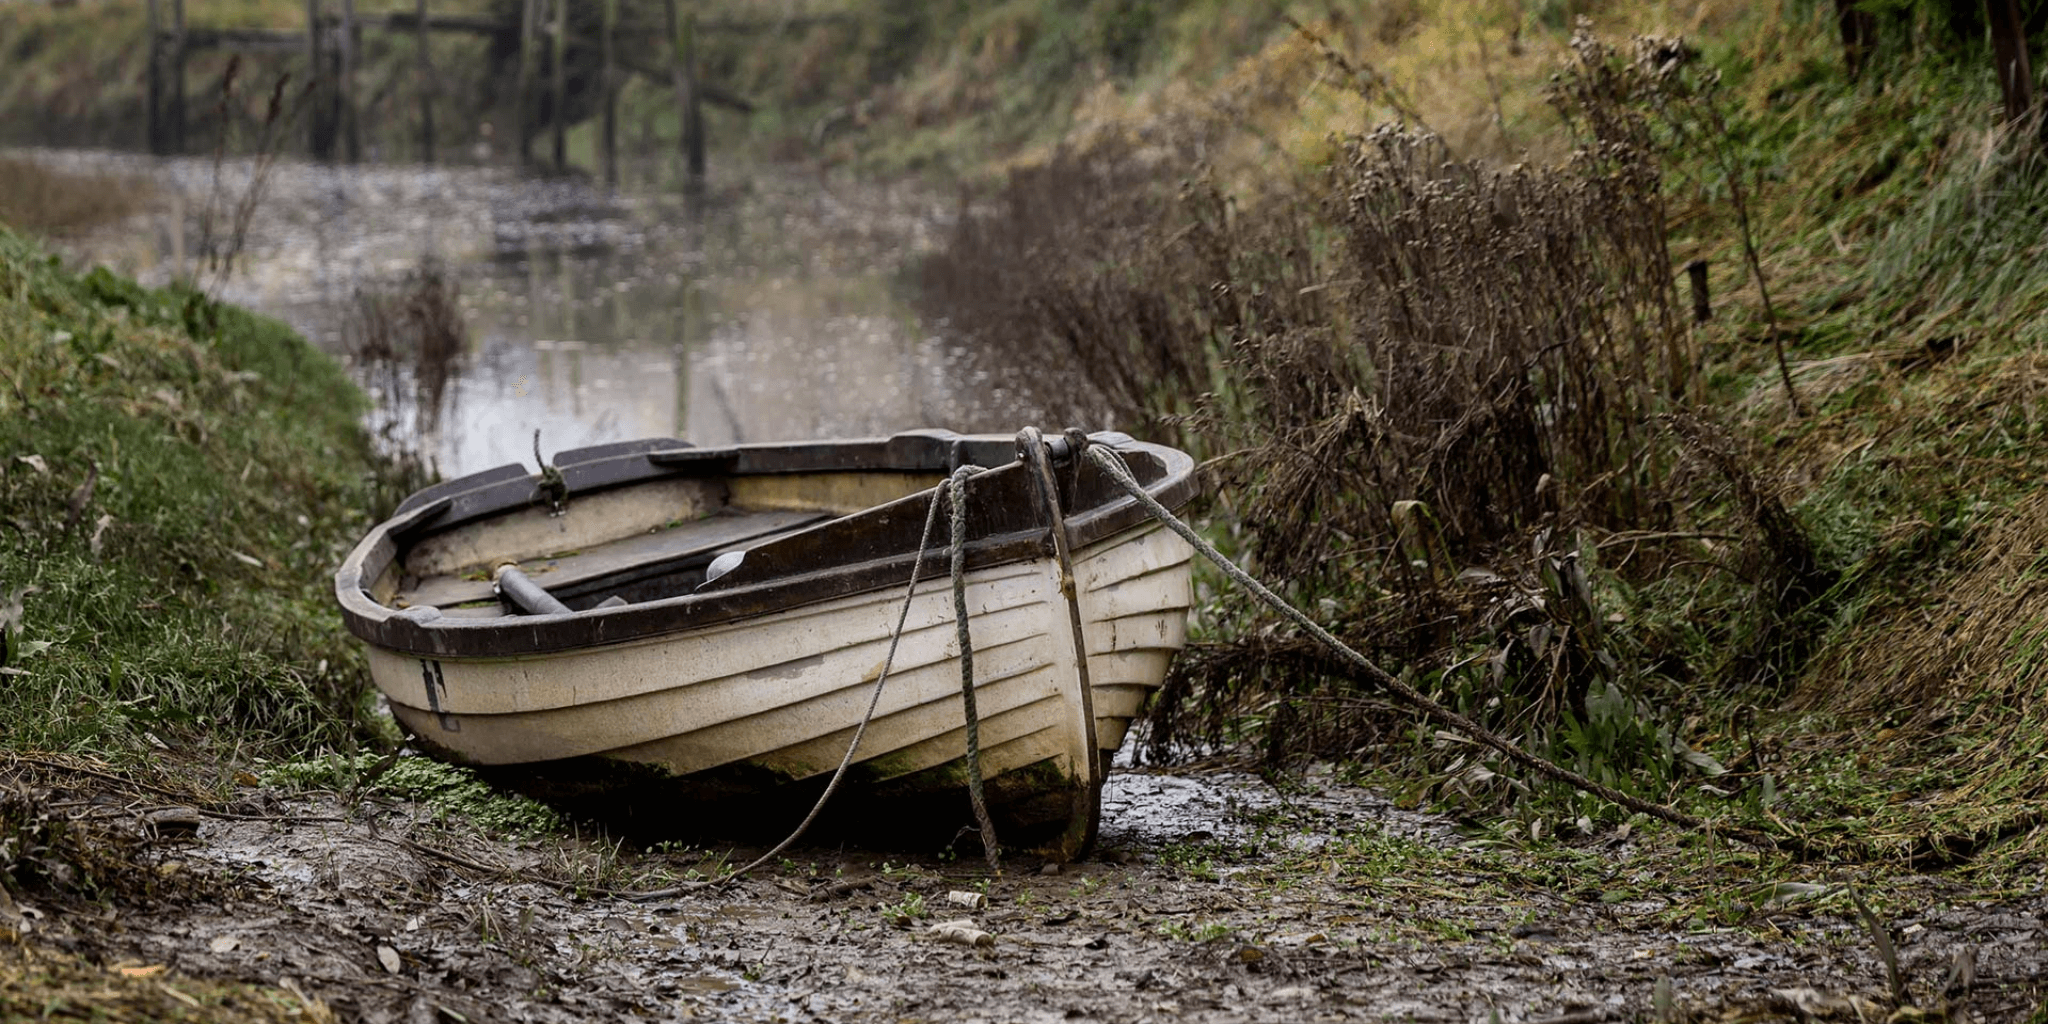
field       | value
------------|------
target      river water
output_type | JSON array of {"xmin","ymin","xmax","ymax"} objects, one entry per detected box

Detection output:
[{"xmin": 35, "ymin": 149, "xmax": 1040, "ymax": 477}]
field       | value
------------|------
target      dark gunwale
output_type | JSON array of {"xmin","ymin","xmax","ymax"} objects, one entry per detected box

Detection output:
[{"xmin": 335, "ymin": 430, "xmax": 1198, "ymax": 660}]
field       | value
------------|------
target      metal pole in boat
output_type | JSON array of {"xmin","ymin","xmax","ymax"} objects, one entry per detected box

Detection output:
[{"xmin": 494, "ymin": 564, "xmax": 571, "ymax": 615}]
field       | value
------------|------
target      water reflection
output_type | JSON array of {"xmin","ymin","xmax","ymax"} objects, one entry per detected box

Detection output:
[{"xmin": 30, "ymin": 148, "xmax": 1016, "ymax": 477}]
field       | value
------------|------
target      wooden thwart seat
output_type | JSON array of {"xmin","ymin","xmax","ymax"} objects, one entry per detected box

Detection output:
[{"xmin": 397, "ymin": 508, "xmax": 833, "ymax": 610}]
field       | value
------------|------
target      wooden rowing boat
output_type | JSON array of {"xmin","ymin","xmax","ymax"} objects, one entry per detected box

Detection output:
[{"xmin": 334, "ymin": 428, "xmax": 1196, "ymax": 858}]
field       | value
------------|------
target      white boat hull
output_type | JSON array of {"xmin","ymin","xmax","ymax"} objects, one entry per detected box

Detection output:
[{"xmin": 338, "ymin": 430, "xmax": 1199, "ymax": 855}]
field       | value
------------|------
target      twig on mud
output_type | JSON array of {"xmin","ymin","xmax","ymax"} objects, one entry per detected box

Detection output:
[
  {"xmin": 7, "ymin": 754, "xmax": 214, "ymax": 804},
  {"xmin": 194, "ymin": 807, "xmax": 347, "ymax": 825}
]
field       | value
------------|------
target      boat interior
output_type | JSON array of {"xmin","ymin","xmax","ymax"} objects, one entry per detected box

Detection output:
[
  {"xmin": 380, "ymin": 468, "xmax": 948, "ymax": 620},
  {"xmin": 358, "ymin": 430, "xmax": 1181, "ymax": 629}
]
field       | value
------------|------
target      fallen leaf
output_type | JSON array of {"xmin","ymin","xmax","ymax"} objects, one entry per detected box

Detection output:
[
  {"xmin": 377, "ymin": 944, "xmax": 402, "ymax": 974},
  {"xmin": 15, "ymin": 455, "xmax": 47, "ymax": 474},
  {"xmin": 229, "ymin": 550, "xmax": 264, "ymax": 568},
  {"xmin": 116, "ymin": 963, "xmax": 168, "ymax": 978},
  {"xmin": 210, "ymin": 935, "xmax": 239, "ymax": 954},
  {"xmin": 160, "ymin": 984, "xmax": 201, "ymax": 1008}
]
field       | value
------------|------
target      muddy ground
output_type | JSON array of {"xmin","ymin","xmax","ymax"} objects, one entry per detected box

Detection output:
[{"xmin": 5, "ymin": 760, "xmax": 2045, "ymax": 1024}]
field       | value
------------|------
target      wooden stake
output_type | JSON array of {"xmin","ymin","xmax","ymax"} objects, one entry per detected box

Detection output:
[
  {"xmin": 146, "ymin": 0, "xmax": 163, "ymax": 154},
  {"xmin": 550, "ymin": 0, "xmax": 567, "ymax": 173},
  {"xmin": 339, "ymin": 0, "xmax": 359, "ymax": 163},
  {"xmin": 306, "ymin": 0, "xmax": 328, "ymax": 159},
  {"xmin": 516, "ymin": 0, "xmax": 538, "ymax": 165},
  {"xmin": 1988, "ymin": 0, "xmax": 2036, "ymax": 125},
  {"xmin": 602, "ymin": 0, "xmax": 618, "ymax": 188},
  {"xmin": 1686, "ymin": 259, "xmax": 1711, "ymax": 323},
  {"xmin": 665, "ymin": 0, "xmax": 705, "ymax": 195},
  {"xmin": 169, "ymin": 0, "xmax": 187, "ymax": 155},
  {"xmin": 683, "ymin": 8, "xmax": 704, "ymax": 189},
  {"xmin": 416, "ymin": 0, "xmax": 434, "ymax": 163}
]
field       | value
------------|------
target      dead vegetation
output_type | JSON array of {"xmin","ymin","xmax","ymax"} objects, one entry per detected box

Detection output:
[
  {"xmin": 0, "ymin": 156, "xmax": 154, "ymax": 238},
  {"xmin": 345, "ymin": 259, "xmax": 469, "ymax": 452},
  {"xmin": 916, "ymin": 28, "xmax": 1840, "ymax": 798}
]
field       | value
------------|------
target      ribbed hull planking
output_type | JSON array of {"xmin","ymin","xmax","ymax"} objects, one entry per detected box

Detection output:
[{"xmin": 376, "ymin": 525, "xmax": 1190, "ymax": 818}]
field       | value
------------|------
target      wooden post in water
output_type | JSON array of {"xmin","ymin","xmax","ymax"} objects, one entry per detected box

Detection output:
[
  {"xmin": 146, "ymin": 0, "xmax": 163, "ymax": 154},
  {"xmin": 415, "ymin": 0, "xmax": 434, "ymax": 163},
  {"xmin": 550, "ymin": 0, "xmax": 568, "ymax": 173},
  {"xmin": 339, "ymin": 0, "xmax": 359, "ymax": 163},
  {"xmin": 515, "ymin": 0, "xmax": 538, "ymax": 165},
  {"xmin": 306, "ymin": 0, "xmax": 330, "ymax": 159},
  {"xmin": 664, "ymin": 0, "xmax": 705, "ymax": 196},
  {"xmin": 168, "ymin": 0, "xmax": 187, "ymax": 155},
  {"xmin": 601, "ymin": 0, "xmax": 618, "ymax": 188}
]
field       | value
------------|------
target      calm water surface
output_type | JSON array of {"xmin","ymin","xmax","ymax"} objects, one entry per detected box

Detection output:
[{"xmin": 37, "ymin": 150, "xmax": 1041, "ymax": 477}]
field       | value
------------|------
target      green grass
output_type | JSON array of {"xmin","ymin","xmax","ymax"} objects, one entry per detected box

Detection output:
[
  {"xmin": 0, "ymin": 225, "xmax": 398, "ymax": 762},
  {"xmin": 261, "ymin": 752, "xmax": 564, "ymax": 836}
]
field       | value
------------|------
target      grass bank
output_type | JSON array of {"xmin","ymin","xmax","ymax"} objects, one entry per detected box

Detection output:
[{"xmin": 0, "ymin": 224, "xmax": 401, "ymax": 766}]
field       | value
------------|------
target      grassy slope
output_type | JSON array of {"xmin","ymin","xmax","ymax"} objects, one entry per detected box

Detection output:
[
  {"xmin": 0, "ymin": 225, "xmax": 395, "ymax": 765},
  {"xmin": 1700, "ymin": 18, "xmax": 2048, "ymax": 865}
]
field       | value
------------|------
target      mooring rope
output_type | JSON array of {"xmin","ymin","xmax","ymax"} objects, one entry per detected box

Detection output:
[
  {"xmin": 1080, "ymin": 443, "xmax": 1790, "ymax": 854},
  {"xmin": 633, "ymin": 468, "xmax": 972, "ymax": 897},
  {"xmin": 947, "ymin": 465, "xmax": 1003, "ymax": 871}
]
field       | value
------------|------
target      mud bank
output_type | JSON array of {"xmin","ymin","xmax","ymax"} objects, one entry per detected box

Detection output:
[{"xmin": 9, "ymin": 759, "xmax": 2044, "ymax": 1024}]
